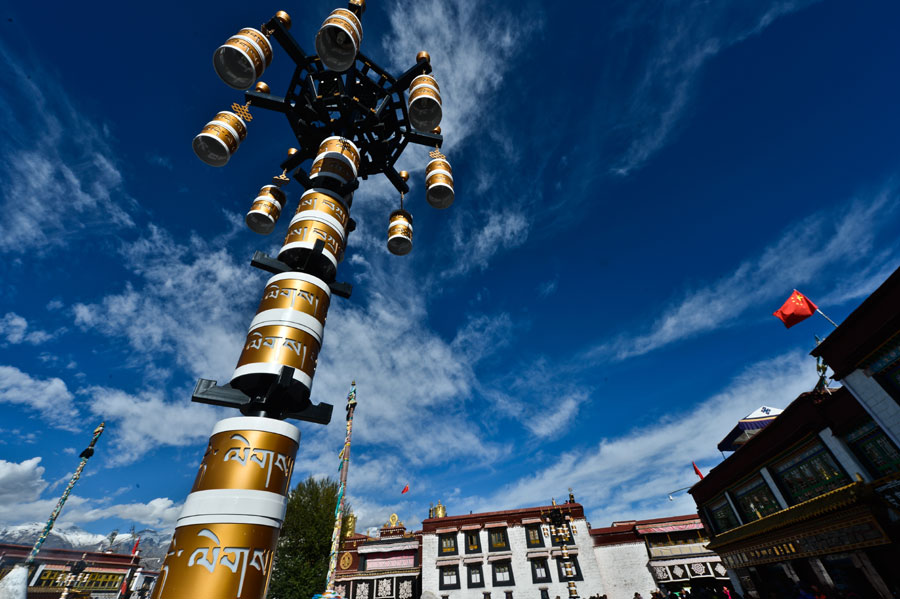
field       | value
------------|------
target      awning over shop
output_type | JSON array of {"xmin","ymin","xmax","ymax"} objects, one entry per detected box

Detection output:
[{"xmin": 717, "ymin": 406, "xmax": 783, "ymax": 452}]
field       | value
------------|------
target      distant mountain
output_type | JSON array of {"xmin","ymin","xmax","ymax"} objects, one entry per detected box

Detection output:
[{"xmin": 0, "ymin": 523, "xmax": 171, "ymax": 566}]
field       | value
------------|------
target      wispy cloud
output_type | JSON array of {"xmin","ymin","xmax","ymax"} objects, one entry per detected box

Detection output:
[
  {"xmin": 0, "ymin": 365, "xmax": 79, "ymax": 431},
  {"xmin": 609, "ymin": 0, "xmax": 821, "ymax": 175},
  {"xmin": 0, "ymin": 39, "xmax": 134, "ymax": 254},
  {"xmin": 591, "ymin": 187, "xmax": 899, "ymax": 361},
  {"xmin": 0, "ymin": 457, "xmax": 181, "ymax": 531},
  {"xmin": 462, "ymin": 350, "xmax": 819, "ymax": 524}
]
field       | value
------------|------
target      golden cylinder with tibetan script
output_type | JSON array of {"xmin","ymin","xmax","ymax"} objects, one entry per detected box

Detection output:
[
  {"xmin": 387, "ymin": 209, "xmax": 413, "ymax": 256},
  {"xmin": 213, "ymin": 27, "xmax": 274, "ymax": 90},
  {"xmin": 230, "ymin": 322, "xmax": 321, "ymax": 405},
  {"xmin": 315, "ymin": 9, "xmax": 362, "ymax": 72},
  {"xmin": 296, "ymin": 188, "xmax": 350, "ymax": 228},
  {"xmin": 309, "ymin": 153, "xmax": 357, "ymax": 186},
  {"xmin": 277, "ymin": 212, "xmax": 347, "ymax": 280},
  {"xmin": 255, "ymin": 272, "xmax": 331, "ymax": 331},
  {"xmin": 151, "ymin": 519, "xmax": 280, "ymax": 599},
  {"xmin": 425, "ymin": 162, "xmax": 455, "ymax": 209},
  {"xmin": 408, "ymin": 74, "xmax": 442, "ymax": 132},
  {"xmin": 317, "ymin": 136, "xmax": 360, "ymax": 171},
  {"xmin": 192, "ymin": 111, "xmax": 247, "ymax": 167},
  {"xmin": 245, "ymin": 185, "xmax": 286, "ymax": 235},
  {"xmin": 191, "ymin": 417, "xmax": 300, "ymax": 496}
]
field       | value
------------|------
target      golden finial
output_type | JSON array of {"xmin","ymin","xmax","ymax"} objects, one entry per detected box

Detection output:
[
  {"xmin": 417, "ymin": 51, "xmax": 431, "ymax": 64},
  {"xmin": 274, "ymin": 11, "xmax": 292, "ymax": 29},
  {"xmin": 399, "ymin": 170, "xmax": 409, "ymax": 182},
  {"xmin": 287, "ymin": 147, "xmax": 298, "ymax": 156},
  {"xmin": 432, "ymin": 126, "xmax": 441, "ymax": 135},
  {"xmin": 255, "ymin": 81, "xmax": 271, "ymax": 94}
]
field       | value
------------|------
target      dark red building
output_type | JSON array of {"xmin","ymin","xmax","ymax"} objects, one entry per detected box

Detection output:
[{"xmin": 689, "ymin": 387, "xmax": 900, "ymax": 598}]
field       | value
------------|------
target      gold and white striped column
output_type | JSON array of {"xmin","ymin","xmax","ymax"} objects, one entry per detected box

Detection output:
[{"xmin": 151, "ymin": 417, "xmax": 299, "ymax": 599}]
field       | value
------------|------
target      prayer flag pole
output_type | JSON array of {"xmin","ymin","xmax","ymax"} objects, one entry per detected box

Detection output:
[{"xmin": 325, "ymin": 383, "xmax": 358, "ymax": 594}]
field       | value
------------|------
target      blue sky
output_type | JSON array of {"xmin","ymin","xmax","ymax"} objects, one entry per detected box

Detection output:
[{"xmin": 2, "ymin": 0, "xmax": 900, "ymax": 541}]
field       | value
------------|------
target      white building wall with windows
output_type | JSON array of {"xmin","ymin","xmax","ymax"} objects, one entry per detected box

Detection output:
[
  {"xmin": 592, "ymin": 542, "xmax": 656, "ymax": 599},
  {"xmin": 421, "ymin": 518, "xmax": 606, "ymax": 599}
]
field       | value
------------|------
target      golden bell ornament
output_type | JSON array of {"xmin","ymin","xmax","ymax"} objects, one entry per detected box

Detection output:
[
  {"xmin": 213, "ymin": 27, "xmax": 273, "ymax": 90},
  {"xmin": 192, "ymin": 111, "xmax": 248, "ymax": 167},
  {"xmin": 315, "ymin": 8, "xmax": 362, "ymax": 72},
  {"xmin": 408, "ymin": 74, "xmax": 442, "ymax": 131},
  {"xmin": 425, "ymin": 157, "xmax": 454, "ymax": 209},
  {"xmin": 387, "ymin": 209, "xmax": 413, "ymax": 256},
  {"xmin": 245, "ymin": 185, "xmax": 286, "ymax": 235}
]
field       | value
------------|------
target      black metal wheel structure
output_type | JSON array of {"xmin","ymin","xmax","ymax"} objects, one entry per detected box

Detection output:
[{"xmin": 248, "ymin": 14, "xmax": 444, "ymax": 197}]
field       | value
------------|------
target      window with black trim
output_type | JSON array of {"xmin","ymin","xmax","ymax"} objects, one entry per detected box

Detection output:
[
  {"xmin": 733, "ymin": 476, "xmax": 780, "ymax": 522},
  {"xmin": 846, "ymin": 419, "xmax": 900, "ymax": 477},
  {"xmin": 524, "ymin": 525, "xmax": 544, "ymax": 548},
  {"xmin": 439, "ymin": 533, "xmax": 458, "ymax": 556},
  {"xmin": 504, "ymin": 592, "xmax": 513, "ymax": 599},
  {"xmin": 531, "ymin": 558, "xmax": 551, "ymax": 583},
  {"xmin": 555, "ymin": 556, "xmax": 583, "ymax": 582},
  {"xmin": 491, "ymin": 561, "xmax": 515, "ymax": 586},
  {"xmin": 706, "ymin": 496, "xmax": 739, "ymax": 533},
  {"xmin": 467, "ymin": 564, "xmax": 484, "ymax": 588},
  {"xmin": 439, "ymin": 566, "xmax": 460, "ymax": 590},
  {"xmin": 540, "ymin": 590, "xmax": 549, "ymax": 599},
  {"xmin": 487, "ymin": 528, "xmax": 509, "ymax": 551},
  {"xmin": 465, "ymin": 530, "xmax": 482, "ymax": 553},
  {"xmin": 773, "ymin": 442, "xmax": 849, "ymax": 504}
]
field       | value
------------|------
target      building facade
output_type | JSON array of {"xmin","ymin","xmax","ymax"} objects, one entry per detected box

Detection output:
[
  {"xmin": 421, "ymin": 500, "xmax": 605, "ymax": 599},
  {"xmin": 591, "ymin": 516, "xmax": 730, "ymax": 598},
  {"xmin": 0, "ymin": 544, "xmax": 157, "ymax": 599},
  {"xmin": 335, "ymin": 514, "xmax": 421, "ymax": 599},
  {"xmin": 689, "ymin": 387, "xmax": 900, "ymax": 599},
  {"xmin": 812, "ymin": 265, "xmax": 900, "ymax": 450}
]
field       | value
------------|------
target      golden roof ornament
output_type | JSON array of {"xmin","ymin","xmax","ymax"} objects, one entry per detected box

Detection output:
[{"xmin": 434, "ymin": 500, "xmax": 446, "ymax": 518}]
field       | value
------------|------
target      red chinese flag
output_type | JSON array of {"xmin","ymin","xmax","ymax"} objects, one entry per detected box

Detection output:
[
  {"xmin": 693, "ymin": 461, "xmax": 704, "ymax": 480},
  {"xmin": 773, "ymin": 290, "xmax": 818, "ymax": 328},
  {"xmin": 401, "ymin": 483, "xmax": 409, "ymax": 494}
]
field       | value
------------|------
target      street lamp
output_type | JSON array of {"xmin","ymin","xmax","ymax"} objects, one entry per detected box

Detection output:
[
  {"xmin": 152, "ymin": 4, "xmax": 454, "ymax": 599},
  {"xmin": 667, "ymin": 486, "xmax": 693, "ymax": 501}
]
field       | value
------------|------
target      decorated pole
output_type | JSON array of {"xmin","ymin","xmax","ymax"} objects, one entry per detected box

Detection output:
[
  {"xmin": 28, "ymin": 422, "xmax": 106, "ymax": 564},
  {"xmin": 154, "ymin": 2, "xmax": 452, "ymax": 598},
  {"xmin": 325, "ymin": 383, "xmax": 358, "ymax": 592},
  {"xmin": 0, "ymin": 423, "xmax": 105, "ymax": 599}
]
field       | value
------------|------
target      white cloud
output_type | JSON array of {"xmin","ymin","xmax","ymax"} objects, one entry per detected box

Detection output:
[
  {"xmin": 0, "ymin": 365, "xmax": 79, "ymax": 431},
  {"xmin": 463, "ymin": 349, "xmax": 819, "ymax": 524},
  {"xmin": 0, "ymin": 458, "xmax": 47, "ymax": 504},
  {"xmin": 0, "ymin": 457, "xmax": 181, "ymax": 531},
  {"xmin": 84, "ymin": 386, "xmax": 223, "ymax": 467},
  {"xmin": 383, "ymin": 0, "xmax": 542, "ymax": 154},
  {"xmin": 0, "ymin": 40, "xmax": 133, "ymax": 253},
  {"xmin": 73, "ymin": 225, "xmax": 257, "ymax": 382},
  {"xmin": 591, "ymin": 188, "xmax": 899, "ymax": 361},
  {"xmin": 0, "ymin": 312, "xmax": 53, "ymax": 345}
]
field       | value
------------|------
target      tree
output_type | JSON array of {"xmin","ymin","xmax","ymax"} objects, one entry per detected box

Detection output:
[{"xmin": 268, "ymin": 476, "xmax": 352, "ymax": 599}]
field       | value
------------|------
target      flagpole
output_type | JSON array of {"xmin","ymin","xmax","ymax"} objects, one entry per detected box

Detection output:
[
  {"xmin": 325, "ymin": 383, "xmax": 357, "ymax": 594},
  {"xmin": 816, "ymin": 309, "xmax": 839, "ymax": 329}
]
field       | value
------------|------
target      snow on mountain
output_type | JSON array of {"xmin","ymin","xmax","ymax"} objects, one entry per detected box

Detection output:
[{"xmin": 0, "ymin": 522, "xmax": 171, "ymax": 562}]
